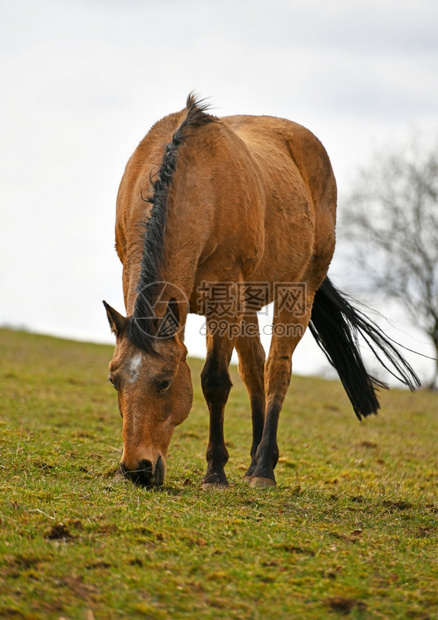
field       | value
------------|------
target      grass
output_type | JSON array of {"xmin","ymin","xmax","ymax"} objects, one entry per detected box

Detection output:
[{"xmin": 0, "ymin": 328, "xmax": 436, "ymax": 619}]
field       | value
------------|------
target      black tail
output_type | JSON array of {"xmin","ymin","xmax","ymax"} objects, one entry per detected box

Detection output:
[{"xmin": 309, "ymin": 277, "xmax": 421, "ymax": 420}]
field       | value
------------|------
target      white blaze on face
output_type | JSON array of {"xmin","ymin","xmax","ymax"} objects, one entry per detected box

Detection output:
[{"xmin": 128, "ymin": 352, "xmax": 143, "ymax": 383}]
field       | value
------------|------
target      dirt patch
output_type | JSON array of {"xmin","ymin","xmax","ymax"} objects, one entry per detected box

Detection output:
[
  {"xmin": 357, "ymin": 441, "xmax": 378, "ymax": 449},
  {"xmin": 382, "ymin": 500, "xmax": 413, "ymax": 511},
  {"xmin": 0, "ymin": 609, "xmax": 26, "ymax": 618},
  {"xmin": 326, "ymin": 596, "xmax": 367, "ymax": 615},
  {"xmin": 46, "ymin": 523, "xmax": 74, "ymax": 541},
  {"xmin": 274, "ymin": 544, "xmax": 315, "ymax": 556},
  {"xmin": 63, "ymin": 575, "xmax": 97, "ymax": 600}
]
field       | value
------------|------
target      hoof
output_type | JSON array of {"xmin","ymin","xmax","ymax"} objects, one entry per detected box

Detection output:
[
  {"xmin": 249, "ymin": 476, "xmax": 276, "ymax": 488},
  {"xmin": 201, "ymin": 481, "xmax": 228, "ymax": 490},
  {"xmin": 202, "ymin": 470, "xmax": 228, "ymax": 489}
]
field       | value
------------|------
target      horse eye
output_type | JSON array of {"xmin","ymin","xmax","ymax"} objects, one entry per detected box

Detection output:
[
  {"xmin": 108, "ymin": 375, "xmax": 117, "ymax": 390},
  {"xmin": 157, "ymin": 379, "xmax": 171, "ymax": 393}
]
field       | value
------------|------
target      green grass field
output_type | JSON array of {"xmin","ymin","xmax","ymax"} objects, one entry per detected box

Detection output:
[{"xmin": 0, "ymin": 328, "xmax": 436, "ymax": 619}]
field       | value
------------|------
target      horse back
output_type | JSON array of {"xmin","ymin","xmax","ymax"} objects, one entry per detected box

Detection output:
[{"xmin": 222, "ymin": 115, "xmax": 337, "ymax": 286}]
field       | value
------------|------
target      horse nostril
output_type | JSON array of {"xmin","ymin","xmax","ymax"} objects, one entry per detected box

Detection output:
[
  {"xmin": 155, "ymin": 455, "xmax": 165, "ymax": 486},
  {"xmin": 138, "ymin": 459, "xmax": 153, "ymax": 478},
  {"xmin": 120, "ymin": 459, "xmax": 164, "ymax": 487},
  {"xmin": 120, "ymin": 459, "xmax": 154, "ymax": 487}
]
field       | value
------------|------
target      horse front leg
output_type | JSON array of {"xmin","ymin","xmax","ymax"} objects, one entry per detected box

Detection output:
[
  {"xmin": 250, "ymin": 293, "xmax": 314, "ymax": 488},
  {"xmin": 201, "ymin": 291, "xmax": 243, "ymax": 489}
]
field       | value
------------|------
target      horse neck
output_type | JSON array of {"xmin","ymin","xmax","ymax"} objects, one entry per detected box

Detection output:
[
  {"xmin": 122, "ymin": 109, "xmax": 213, "ymax": 320},
  {"xmin": 124, "ymin": 187, "xmax": 206, "ymax": 320}
]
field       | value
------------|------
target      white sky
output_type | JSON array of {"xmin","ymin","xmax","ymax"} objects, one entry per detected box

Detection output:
[{"xmin": 1, "ymin": 0, "xmax": 437, "ymax": 383}]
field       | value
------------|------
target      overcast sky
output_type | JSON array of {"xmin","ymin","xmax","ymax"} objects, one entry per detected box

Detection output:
[{"xmin": 1, "ymin": 0, "xmax": 437, "ymax": 382}]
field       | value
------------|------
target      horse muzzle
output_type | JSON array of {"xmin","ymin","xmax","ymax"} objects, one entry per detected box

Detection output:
[{"xmin": 120, "ymin": 455, "xmax": 165, "ymax": 487}]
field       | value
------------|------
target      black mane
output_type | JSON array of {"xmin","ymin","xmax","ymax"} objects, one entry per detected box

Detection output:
[{"xmin": 128, "ymin": 93, "xmax": 215, "ymax": 353}]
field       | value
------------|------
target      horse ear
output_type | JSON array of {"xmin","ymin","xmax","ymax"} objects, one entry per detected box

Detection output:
[
  {"xmin": 159, "ymin": 297, "xmax": 180, "ymax": 337},
  {"xmin": 102, "ymin": 301, "xmax": 128, "ymax": 337}
]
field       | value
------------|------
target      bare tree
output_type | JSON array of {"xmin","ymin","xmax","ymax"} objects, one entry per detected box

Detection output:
[{"xmin": 340, "ymin": 134, "xmax": 438, "ymax": 389}]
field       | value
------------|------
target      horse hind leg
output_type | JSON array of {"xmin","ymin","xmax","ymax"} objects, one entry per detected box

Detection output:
[
  {"xmin": 234, "ymin": 312, "xmax": 266, "ymax": 478},
  {"xmin": 250, "ymin": 288, "xmax": 315, "ymax": 488}
]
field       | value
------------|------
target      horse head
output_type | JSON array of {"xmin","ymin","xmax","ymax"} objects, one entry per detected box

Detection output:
[{"xmin": 103, "ymin": 297, "xmax": 193, "ymax": 486}]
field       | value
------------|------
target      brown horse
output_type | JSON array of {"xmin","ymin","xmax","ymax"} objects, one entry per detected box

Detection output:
[{"xmin": 104, "ymin": 94, "xmax": 419, "ymax": 488}]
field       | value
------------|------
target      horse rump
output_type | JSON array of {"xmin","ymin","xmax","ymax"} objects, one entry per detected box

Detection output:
[{"xmin": 309, "ymin": 277, "xmax": 421, "ymax": 420}]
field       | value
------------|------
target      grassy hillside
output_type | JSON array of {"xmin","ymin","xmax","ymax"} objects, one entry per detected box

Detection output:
[{"xmin": 0, "ymin": 328, "xmax": 436, "ymax": 619}]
